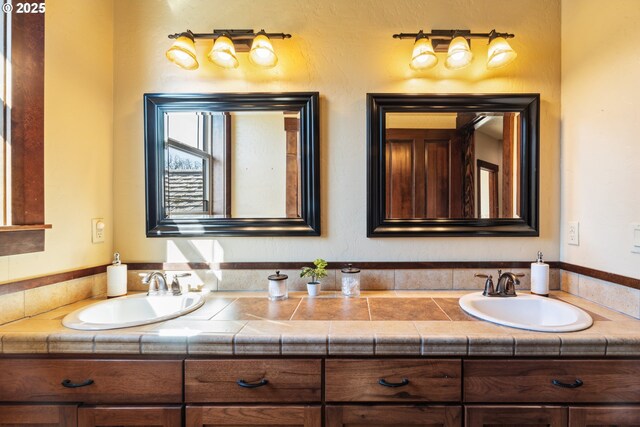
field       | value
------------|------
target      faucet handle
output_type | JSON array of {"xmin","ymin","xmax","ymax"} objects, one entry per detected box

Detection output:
[
  {"xmin": 169, "ymin": 273, "xmax": 190, "ymax": 296},
  {"xmin": 474, "ymin": 273, "xmax": 490, "ymax": 279}
]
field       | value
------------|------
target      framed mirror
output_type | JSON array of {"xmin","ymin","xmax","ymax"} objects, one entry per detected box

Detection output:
[
  {"xmin": 144, "ymin": 92, "xmax": 320, "ymax": 236},
  {"xmin": 367, "ymin": 93, "xmax": 539, "ymax": 237}
]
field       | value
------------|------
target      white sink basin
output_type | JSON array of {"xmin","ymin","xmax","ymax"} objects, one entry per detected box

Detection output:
[
  {"xmin": 458, "ymin": 292, "xmax": 593, "ymax": 332},
  {"xmin": 63, "ymin": 293, "xmax": 205, "ymax": 330}
]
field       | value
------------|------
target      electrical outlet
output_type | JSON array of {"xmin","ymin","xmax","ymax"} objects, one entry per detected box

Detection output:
[
  {"xmin": 632, "ymin": 223, "xmax": 640, "ymax": 254},
  {"xmin": 567, "ymin": 221, "xmax": 579, "ymax": 246},
  {"xmin": 92, "ymin": 218, "xmax": 105, "ymax": 243}
]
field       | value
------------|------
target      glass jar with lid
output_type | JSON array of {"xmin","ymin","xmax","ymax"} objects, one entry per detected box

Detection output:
[
  {"xmin": 268, "ymin": 271, "xmax": 288, "ymax": 301},
  {"xmin": 341, "ymin": 264, "xmax": 361, "ymax": 297}
]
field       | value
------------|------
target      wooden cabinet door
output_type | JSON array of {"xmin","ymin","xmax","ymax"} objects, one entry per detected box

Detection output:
[
  {"xmin": 0, "ymin": 405, "xmax": 77, "ymax": 427},
  {"xmin": 569, "ymin": 406, "xmax": 640, "ymax": 426},
  {"xmin": 186, "ymin": 405, "xmax": 321, "ymax": 427},
  {"xmin": 465, "ymin": 406, "xmax": 567, "ymax": 427},
  {"xmin": 326, "ymin": 405, "xmax": 462, "ymax": 427},
  {"xmin": 78, "ymin": 406, "xmax": 182, "ymax": 427}
]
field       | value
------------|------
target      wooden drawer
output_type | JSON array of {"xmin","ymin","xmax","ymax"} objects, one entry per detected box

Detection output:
[
  {"xmin": 325, "ymin": 359, "xmax": 461, "ymax": 402},
  {"xmin": 185, "ymin": 359, "xmax": 322, "ymax": 403},
  {"xmin": 0, "ymin": 359, "xmax": 182, "ymax": 404},
  {"xmin": 464, "ymin": 359, "xmax": 640, "ymax": 403},
  {"xmin": 186, "ymin": 405, "xmax": 321, "ymax": 427}
]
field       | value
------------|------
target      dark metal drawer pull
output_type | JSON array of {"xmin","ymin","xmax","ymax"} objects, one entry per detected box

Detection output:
[
  {"xmin": 237, "ymin": 378, "xmax": 269, "ymax": 388},
  {"xmin": 378, "ymin": 378, "xmax": 410, "ymax": 388},
  {"xmin": 61, "ymin": 379, "xmax": 94, "ymax": 388},
  {"xmin": 551, "ymin": 378, "xmax": 583, "ymax": 388}
]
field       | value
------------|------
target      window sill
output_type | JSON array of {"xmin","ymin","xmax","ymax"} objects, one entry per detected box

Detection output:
[{"xmin": 0, "ymin": 224, "xmax": 51, "ymax": 256}]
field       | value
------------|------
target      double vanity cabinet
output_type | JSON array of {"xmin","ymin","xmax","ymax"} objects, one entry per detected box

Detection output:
[{"xmin": 1, "ymin": 356, "xmax": 639, "ymax": 427}]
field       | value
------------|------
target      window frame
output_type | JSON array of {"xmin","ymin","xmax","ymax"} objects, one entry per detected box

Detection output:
[{"xmin": 0, "ymin": 8, "xmax": 50, "ymax": 256}]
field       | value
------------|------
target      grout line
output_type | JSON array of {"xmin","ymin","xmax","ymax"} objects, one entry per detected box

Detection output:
[
  {"xmin": 288, "ymin": 297, "xmax": 304, "ymax": 320},
  {"xmin": 366, "ymin": 297, "xmax": 372, "ymax": 321},
  {"xmin": 431, "ymin": 297, "xmax": 453, "ymax": 321}
]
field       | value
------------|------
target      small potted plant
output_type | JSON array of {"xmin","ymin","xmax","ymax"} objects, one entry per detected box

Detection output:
[{"xmin": 300, "ymin": 258, "xmax": 328, "ymax": 297}]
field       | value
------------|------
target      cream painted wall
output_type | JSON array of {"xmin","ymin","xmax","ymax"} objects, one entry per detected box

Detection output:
[
  {"xmin": 561, "ymin": 0, "xmax": 640, "ymax": 279},
  {"xmin": 113, "ymin": 0, "xmax": 560, "ymax": 263},
  {"xmin": 0, "ymin": 0, "xmax": 114, "ymax": 282}
]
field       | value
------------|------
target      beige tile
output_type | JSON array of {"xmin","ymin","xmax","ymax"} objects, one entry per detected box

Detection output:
[
  {"xmin": 578, "ymin": 275, "xmax": 640, "ymax": 318},
  {"xmin": 561, "ymin": 271, "xmax": 579, "ymax": 295},
  {"xmin": 0, "ymin": 257, "xmax": 8, "ymax": 282},
  {"xmin": 330, "ymin": 321, "xmax": 417, "ymax": 335},
  {"xmin": 94, "ymin": 333, "xmax": 141, "ymax": 354},
  {"xmin": 549, "ymin": 268, "xmax": 560, "ymax": 290},
  {"xmin": 180, "ymin": 297, "xmax": 237, "ymax": 320},
  {"xmin": 93, "ymin": 273, "xmax": 108, "ymax": 296},
  {"xmin": 48, "ymin": 333, "xmax": 95, "ymax": 353},
  {"xmin": 394, "ymin": 290, "xmax": 470, "ymax": 298},
  {"xmin": 421, "ymin": 335, "xmax": 468, "ymax": 356},
  {"xmin": 0, "ymin": 318, "xmax": 67, "ymax": 333},
  {"xmin": 360, "ymin": 269, "xmax": 394, "ymax": 290},
  {"xmin": 453, "ymin": 269, "xmax": 495, "ymax": 290},
  {"xmin": 240, "ymin": 320, "xmax": 331, "ymax": 336},
  {"xmin": 513, "ymin": 334, "xmax": 561, "ymax": 356},
  {"xmin": 234, "ymin": 334, "xmax": 281, "ymax": 355},
  {"xmin": 560, "ymin": 334, "xmax": 606, "ymax": 356},
  {"xmin": 375, "ymin": 334, "xmax": 421, "ymax": 355},
  {"xmin": 25, "ymin": 282, "xmax": 69, "ymax": 317},
  {"xmin": 127, "ymin": 270, "xmax": 149, "ymax": 292},
  {"xmin": 0, "ymin": 292, "xmax": 25, "ymax": 325},
  {"xmin": 67, "ymin": 277, "xmax": 95, "ymax": 304},
  {"xmin": 188, "ymin": 333, "xmax": 234, "ymax": 355},
  {"xmin": 140, "ymin": 334, "xmax": 187, "ymax": 354},
  {"xmin": 150, "ymin": 319, "xmax": 246, "ymax": 334},
  {"xmin": 2, "ymin": 332, "xmax": 48, "ymax": 353},
  {"xmin": 467, "ymin": 335, "xmax": 514, "ymax": 356},
  {"xmin": 552, "ymin": 292, "xmax": 633, "ymax": 321},
  {"xmin": 282, "ymin": 334, "xmax": 327, "ymax": 355},
  {"xmin": 37, "ymin": 297, "xmax": 103, "ymax": 320},
  {"xmin": 606, "ymin": 336, "xmax": 640, "ymax": 356},
  {"xmin": 328, "ymin": 335, "xmax": 374, "ymax": 355},
  {"xmin": 217, "ymin": 269, "xmax": 272, "ymax": 291},
  {"xmin": 394, "ymin": 269, "xmax": 453, "ymax": 290}
]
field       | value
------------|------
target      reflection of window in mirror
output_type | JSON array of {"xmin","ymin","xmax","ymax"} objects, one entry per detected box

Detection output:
[
  {"xmin": 384, "ymin": 111, "xmax": 520, "ymax": 220},
  {"xmin": 163, "ymin": 111, "xmax": 301, "ymax": 219}
]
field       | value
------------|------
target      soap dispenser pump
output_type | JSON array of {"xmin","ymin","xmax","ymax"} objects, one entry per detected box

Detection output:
[{"xmin": 531, "ymin": 251, "xmax": 549, "ymax": 297}]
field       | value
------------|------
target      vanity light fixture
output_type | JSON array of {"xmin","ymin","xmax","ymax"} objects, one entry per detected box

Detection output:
[
  {"xmin": 166, "ymin": 29, "xmax": 291, "ymax": 70},
  {"xmin": 393, "ymin": 29, "xmax": 516, "ymax": 71}
]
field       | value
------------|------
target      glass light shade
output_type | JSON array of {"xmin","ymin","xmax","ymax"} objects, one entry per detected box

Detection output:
[
  {"xmin": 166, "ymin": 34, "xmax": 199, "ymax": 70},
  {"xmin": 208, "ymin": 35, "xmax": 239, "ymax": 69},
  {"xmin": 410, "ymin": 37, "xmax": 438, "ymax": 70},
  {"xmin": 487, "ymin": 36, "xmax": 517, "ymax": 69},
  {"xmin": 445, "ymin": 36, "xmax": 473, "ymax": 69},
  {"xmin": 249, "ymin": 33, "xmax": 278, "ymax": 68}
]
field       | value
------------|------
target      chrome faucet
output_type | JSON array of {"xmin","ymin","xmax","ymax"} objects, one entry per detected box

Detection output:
[
  {"xmin": 169, "ymin": 273, "xmax": 191, "ymax": 296},
  {"xmin": 475, "ymin": 270, "xmax": 524, "ymax": 297},
  {"xmin": 142, "ymin": 271, "xmax": 168, "ymax": 296}
]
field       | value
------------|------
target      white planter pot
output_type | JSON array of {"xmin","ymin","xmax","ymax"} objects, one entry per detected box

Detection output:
[{"xmin": 306, "ymin": 282, "xmax": 320, "ymax": 297}]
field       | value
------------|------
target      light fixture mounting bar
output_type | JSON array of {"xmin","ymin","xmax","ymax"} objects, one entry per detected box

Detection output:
[
  {"xmin": 168, "ymin": 29, "xmax": 292, "ymax": 40},
  {"xmin": 392, "ymin": 29, "xmax": 514, "ymax": 40}
]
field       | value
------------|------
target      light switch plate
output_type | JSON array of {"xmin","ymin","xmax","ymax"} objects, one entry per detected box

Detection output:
[
  {"xmin": 632, "ymin": 223, "xmax": 640, "ymax": 254},
  {"xmin": 567, "ymin": 221, "xmax": 579, "ymax": 246}
]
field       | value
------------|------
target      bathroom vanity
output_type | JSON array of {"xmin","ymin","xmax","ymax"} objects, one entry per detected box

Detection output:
[{"xmin": 0, "ymin": 291, "xmax": 639, "ymax": 427}]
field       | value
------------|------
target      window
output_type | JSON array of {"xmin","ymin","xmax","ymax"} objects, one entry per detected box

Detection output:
[{"xmin": 0, "ymin": 8, "xmax": 48, "ymax": 256}]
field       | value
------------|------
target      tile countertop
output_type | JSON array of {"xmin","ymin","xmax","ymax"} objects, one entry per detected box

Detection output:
[{"xmin": 0, "ymin": 291, "xmax": 638, "ymax": 357}]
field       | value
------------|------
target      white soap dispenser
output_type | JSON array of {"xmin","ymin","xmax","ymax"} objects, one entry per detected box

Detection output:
[
  {"xmin": 530, "ymin": 251, "xmax": 549, "ymax": 297},
  {"xmin": 106, "ymin": 252, "xmax": 128, "ymax": 298}
]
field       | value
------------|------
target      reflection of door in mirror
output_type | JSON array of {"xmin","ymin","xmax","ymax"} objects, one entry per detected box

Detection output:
[
  {"xmin": 384, "ymin": 112, "xmax": 520, "ymax": 219},
  {"xmin": 164, "ymin": 111, "xmax": 301, "ymax": 219}
]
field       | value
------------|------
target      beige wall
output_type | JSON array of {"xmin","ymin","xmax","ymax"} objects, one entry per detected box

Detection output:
[
  {"xmin": 561, "ymin": 0, "xmax": 640, "ymax": 279},
  {"xmin": 113, "ymin": 0, "xmax": 561, "ymax": 264},
  {"xmin": 0, "ymin": 0, "xmax": 114, "ymax": 282}
]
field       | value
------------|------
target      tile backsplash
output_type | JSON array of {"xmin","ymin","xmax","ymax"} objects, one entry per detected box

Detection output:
[{"xmin": 2, "ymin": 265, "xmax": 639, "ymax": 327}]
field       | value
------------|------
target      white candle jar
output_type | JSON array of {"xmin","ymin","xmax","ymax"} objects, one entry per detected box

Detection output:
[
  {"xmin": 341, "ymin": 264, "xmax": 361, "ymax": 297},
  {"xmin": 268, "ymin": 271, "xmax": 288, "ymax": 301}
]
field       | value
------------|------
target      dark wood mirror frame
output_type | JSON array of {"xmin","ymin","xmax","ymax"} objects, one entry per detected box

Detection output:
[
  {"xmin": 144, "ymin": 92, "xmax": 320, "ymax": 237},
  {"xmin": 367, "ymin": 93, "xmax": 540, "ymax": 237}
]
